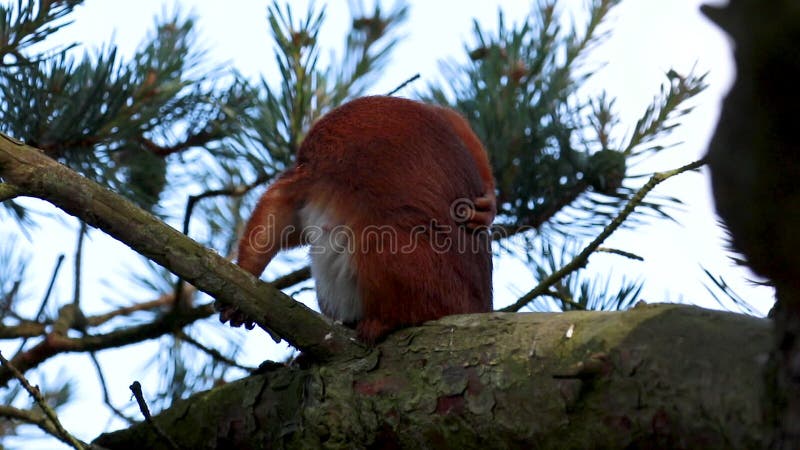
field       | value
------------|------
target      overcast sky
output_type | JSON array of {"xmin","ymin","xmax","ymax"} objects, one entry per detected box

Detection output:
[{"xmin": 5, "ymin": 0, "xmax": 773, "ymax": 448}]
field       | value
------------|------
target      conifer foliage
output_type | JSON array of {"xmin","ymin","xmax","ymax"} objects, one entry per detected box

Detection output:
[{"xmin": 0, "ymin": 1, "xmax": 709, "ymax": 446}]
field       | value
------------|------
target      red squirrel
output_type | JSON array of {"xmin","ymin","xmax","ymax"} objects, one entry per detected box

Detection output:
[{"xmin": 221, "ymin": 96, "xmax": 495, "ymax": 342}]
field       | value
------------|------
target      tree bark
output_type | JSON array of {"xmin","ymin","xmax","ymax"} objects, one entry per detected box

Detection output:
[{"xmin": 95, "ymin": 304, "xmax": 771, "ymax": 449}]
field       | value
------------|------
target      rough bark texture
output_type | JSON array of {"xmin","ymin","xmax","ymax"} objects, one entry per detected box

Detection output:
[{"xmin": 95, "ymin": 304, "xmax": 771, "ymax": 449}]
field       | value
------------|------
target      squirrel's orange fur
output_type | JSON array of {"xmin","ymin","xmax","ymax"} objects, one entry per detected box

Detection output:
[{"xmin": 228, "ymin": 96, "xmax": 495, "ymax": 342}]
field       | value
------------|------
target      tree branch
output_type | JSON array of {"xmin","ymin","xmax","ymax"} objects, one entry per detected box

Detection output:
[
  {"xmin": 0, "ymin": 304, "xmax": 214, "ymax": 386},
  {"xmin": 182, "ymin": 171, "xmax": 273, "ymax": 235},
  {"xmin": 94, "ymin": 304, "xmax": 773, "ymax": 450},
  {"xmin": 0, "ymin": 182, "xmax": 21, "ymax": 201},
  {"xmin": 176, "ymin": 330, "xmax": 256, "ymax": 372},
  {"xmin": 12, "ymin": 254, "xmax": 64, "ymax": 355},
  {"xmin": 0, "ymin": 134, "xmax": 365, "ymax": 362},
  {"xmin": 0, "ymin": 405, "xmax": 71, "ymax": 445},
  {"xmin": 0, "ymin": 269, "xmax": 304, "ymax": 345},
  {"xmin": 1, "ymin": 293, "xmax": 179, "ymax": 340},
  {"xmin": 0, "ymin": 351, "xmax": 87, "ymax": 450},
  {"xmin": 88, "ymin": 351, "xmax": 136, "ymax": 425},
  {"xmin": 502, "ymin": 159, "xmax": 705, "ymax": 312},
  {"xmin": 85, "ymin": 293, "xmax": 178, "ymax": 328}
]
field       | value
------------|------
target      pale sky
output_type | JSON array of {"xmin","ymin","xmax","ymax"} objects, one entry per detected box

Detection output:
[{"xmin": 3, "ymin": 0, "xmax": 771, "ymax": 448}]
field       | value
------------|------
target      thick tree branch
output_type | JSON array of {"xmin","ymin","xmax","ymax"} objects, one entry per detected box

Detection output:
[
  {"xmin": 94, "ymin": 304, "xmax": 773, "ymax": 449},
  {"xmin": 0, "ymin": 134, "xmax": 365, "ymax": 362},
  {"xmin": 0, "ymin": 182, "xmax": 21, "ymax": 201}
]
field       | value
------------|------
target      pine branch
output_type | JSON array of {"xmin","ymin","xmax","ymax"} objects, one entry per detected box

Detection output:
[
  {"xmin": 246, "ymin": 1, "xmax": 408, "ymax": 169},
  {"xmin": 0, "ymin": 0, "xmax": 83, "ymax": 66},
  {"xmin": 502, "ymin": 159, "xmax": 705, "ymax": 312},
  {"xmin": 625, "ymin": 69, "xmax": 708, "ymax": 157},
  {"xmin": 0, "ymin": 267, "xmax": 310, "ymax": 342}
]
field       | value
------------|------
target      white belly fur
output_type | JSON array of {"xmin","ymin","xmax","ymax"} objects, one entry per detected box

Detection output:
[{"xmin": 299, "ymin": 203, "xmax": 362, "ymax": 323}]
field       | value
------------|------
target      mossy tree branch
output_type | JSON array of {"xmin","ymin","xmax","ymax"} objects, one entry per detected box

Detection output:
[
  {"xmin": 0, "ymin": 133, "xmax": 366, "ymax": 363},
  {"xmin": 94, "ymin": 304, "xmax": 773, "ymax": 449}
]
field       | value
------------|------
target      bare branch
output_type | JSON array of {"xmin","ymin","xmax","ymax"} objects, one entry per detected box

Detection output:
[
  {"xmin": 1, "ymin": 292, "xmax": 180, "ymax": 340},
  {"xmin": 0, "ymin": 133, "xmax": 365, "ymax": 362},
  {"xmin": 182, "ymin": 172, "xmax": 272, "ymax": 235},
  {"xmin": 0, "ymin": 351, "xmax": 86, "ymax": 450},
  {"xmin": 88, "ymin": 352, "xmax": 136, "ymax": 425},
  {"xmin": 386, "ymin": 73, "xmax": 420, "ymax": 96},
  {"xmin": 130, "ymin": 381, "xmax": 179, "ymax": 450},
  {"xmin": 0, "ymin": 320, "xmax": 46, "ymax": 339},
  {"xmin": 12, "ymin": 254, "xmax": 64, "ymax": 354},
  {"xmin": 0, "ymin": 304, "xmax": 215, "ymax": 386},
  {"xmin": 176, "ymin": 330, "xmax": 256, "ymax": 372},
  {"xmin": 72, "ymin": 221, "xmax": 88, "ymax": 309},
  {"xmin": 85, "ymin": 293, "xmax": 176, "ymax": 327},
  {"xmin": 0, "ymin": 405, "xmax": 64, "ymax": 442},
  {"xmin": 271, "ymin": 266, "xmax": 311, "ymax": 290}
]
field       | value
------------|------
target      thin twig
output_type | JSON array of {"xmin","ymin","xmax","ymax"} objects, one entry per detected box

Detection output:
[
  {"xmin": 0, "ymin": 351, "xmax": 86, "ymax": 450},
  {"xmin": 130, "ymin": 381, "xmax": 179, "ymax": 450},
  {"xmin": 501, "ymin": 159, "xmax": 705, "ymax": 312},
  {"xmin": 176, "ymin": 330, "xmax": 256, "ymax": 372},
  {"xmin": 596, "ymin": 247, "xmax": 644, "ymax": 261},
  {"xmin": 13, "ymin": 254, "xmax": 64, "ymax": 356},
  {"xmin": 86, "ymin": 293, "xmax": 177, "ymax": 327},
  {"xmin": 1, "ymin": 279, "xmax": 21, "ymax": 318},
  {"xmin": 545, "ymin": 289, "xmax": 586, "ymax": 310},
  {"xmin": 271, "ymin": 266, "xmax": 311, "ymax": 290},
  {"xmin": 386, "ymin": 73, "xmax": 420, "ymax": 96},
  {"xmin": 182, "ymin": 172, "xmax": 273, "ymax": 235},
  {"xmin": 34, "ymin": 254, "xmax": 65, "ymax": 321},
  {"xmin": 89, "ymin": 352, "xmax": 136, "ymax": 424},
  {"xmin": 72, "ymin": 221, "xmax": 87, "ymax": 309}
]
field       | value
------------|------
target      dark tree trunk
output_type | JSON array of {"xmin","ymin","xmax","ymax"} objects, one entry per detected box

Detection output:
[{"xmin": 702, "ymin": 2, "xmax": 800, "ymax": 447}]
